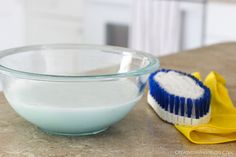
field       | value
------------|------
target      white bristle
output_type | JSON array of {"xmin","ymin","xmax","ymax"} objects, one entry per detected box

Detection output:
[{"xmin": 154, "ymin": 71, "xmax": 204, "ymax": 99}]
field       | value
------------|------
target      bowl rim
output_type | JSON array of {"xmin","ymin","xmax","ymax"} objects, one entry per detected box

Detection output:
[{"xmin": 0, "ymin": 44, "xmax": 159, "ymax": 81}]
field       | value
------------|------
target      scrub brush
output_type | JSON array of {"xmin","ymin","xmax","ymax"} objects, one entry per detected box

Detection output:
[{"xmin": 148, "ymin": 69, "xmax": 211, "ymax": 126}]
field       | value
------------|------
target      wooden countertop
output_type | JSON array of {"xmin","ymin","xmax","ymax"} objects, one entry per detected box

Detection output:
[{"xmin": 0, "ymin": 42, "xmax": 236, "ymax": 157}]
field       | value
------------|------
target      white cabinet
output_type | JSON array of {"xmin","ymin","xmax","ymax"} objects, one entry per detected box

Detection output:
[
  {"xmin": 26, "ymin": 0, "xmax": 84, "ymax": 17},
  {"xmin": 179, "ymin": 1, "xmax": 206, "ymax": 50},
  {"xmin": 0, "ymin": 0, "xmax": 85, "ymax": 48},
  {"xmin": 84, "ymin": 0, "xmax": 206, "ymax": 50},
  {"xmin": 26, "ymin": 16, "xmax": 84, "ymax": 44},
  {"xmin": 84, "ymin": 0, "xmax": 132, "ymax": 45},
  {"xmin": 206, "ymin": 2, "xmax": 236, "ymax": 45},
  {"xmin": 0, "ymin": 0, "xmax": 25, "ymax": 50},
  {"xmin": 25, "ymin": 0, "xmax": 85, "ymax": 45}
]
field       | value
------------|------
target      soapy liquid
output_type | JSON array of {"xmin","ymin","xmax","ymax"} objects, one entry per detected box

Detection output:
[{"xmin": 4, "ymin": 79, "xmax": 141, "ymax": 134}]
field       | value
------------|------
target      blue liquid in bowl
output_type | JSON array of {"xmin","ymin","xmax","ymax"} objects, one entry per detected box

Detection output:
[{"xmin": 4, "ymin": 79, "xmax": 142, "ymax": 135}]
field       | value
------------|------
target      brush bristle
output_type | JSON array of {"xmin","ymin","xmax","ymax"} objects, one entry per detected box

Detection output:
[{"xmin": 148, "ymin": 69, "xmax": 211, "ymax": 126}]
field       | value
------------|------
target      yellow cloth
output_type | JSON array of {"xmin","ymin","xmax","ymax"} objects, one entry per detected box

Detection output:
[{"xmin": 175, "ymin": 71, "xmax": 236, "ymax": 144}]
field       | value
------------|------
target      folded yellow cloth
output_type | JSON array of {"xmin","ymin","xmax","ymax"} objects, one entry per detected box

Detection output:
[{"xmin": 175, "ymin": 71, "xmax": 236, "ymax": 144}]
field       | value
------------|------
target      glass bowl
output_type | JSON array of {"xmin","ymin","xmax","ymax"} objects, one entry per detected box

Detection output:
[{"xmin": 0, "ymin": 44, "xmax": 159, "ymax": 136}]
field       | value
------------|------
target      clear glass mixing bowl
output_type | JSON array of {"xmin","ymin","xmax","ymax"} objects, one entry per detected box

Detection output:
[{"xmin": 0, "ymin": 44, "xmax": 159, "ymax": 136}]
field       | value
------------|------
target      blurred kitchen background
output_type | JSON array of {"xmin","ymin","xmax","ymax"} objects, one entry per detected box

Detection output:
[{"xmin": 0, "ymin": 0, "xmax": 236, "ymax": 56}]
